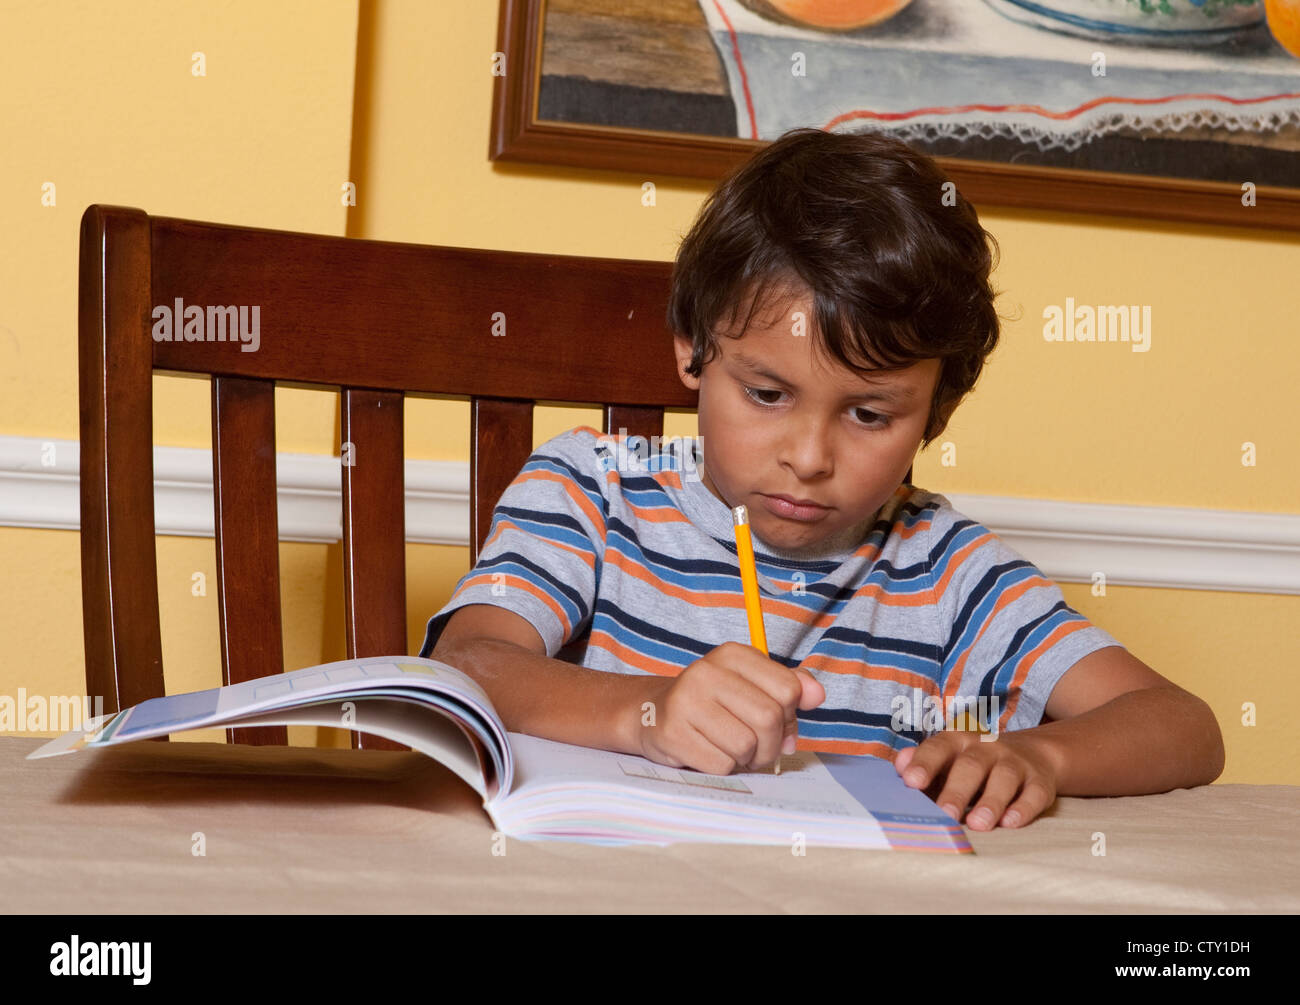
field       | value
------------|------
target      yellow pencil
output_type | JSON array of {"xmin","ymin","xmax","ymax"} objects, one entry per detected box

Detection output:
[{"xmin": 731, "ymin": 504, "xmax": 781, "ymax": 774}]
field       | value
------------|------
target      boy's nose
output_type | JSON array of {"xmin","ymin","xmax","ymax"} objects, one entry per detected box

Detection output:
[{"xmin": 777, "ymin": 415, "xmax": 834, "ymax": 480}]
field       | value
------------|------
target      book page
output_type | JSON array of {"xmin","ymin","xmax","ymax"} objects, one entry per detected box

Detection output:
[
  {"xmin": 503, "ymin": 732, "xmax": 876, "ymax": 821},
  {"xmin": 233, "ymin": 697, "xmax": 494, "ymax": 800},
  {"xmin": 26, "ymin": 658, "xmax": 514, "ymax": 797}
]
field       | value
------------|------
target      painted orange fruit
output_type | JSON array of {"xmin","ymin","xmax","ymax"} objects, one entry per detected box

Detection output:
[
  {"xmin": 741, "ymin": 0, "xmax": 915, "ymax": 32},
  {"xmin": 1266, "ymin": 0, "xmax": 1300, "ymax": 58}
]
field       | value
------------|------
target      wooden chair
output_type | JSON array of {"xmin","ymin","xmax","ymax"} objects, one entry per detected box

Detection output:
[{"xmin": 77, "ymin": 205, "xmax": 695, "ymax": 749}]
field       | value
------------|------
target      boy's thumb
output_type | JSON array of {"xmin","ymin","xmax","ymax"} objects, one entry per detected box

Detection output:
[{"xmin": 794, "ymin": 667, "xmax": 826, "ymax": 709}]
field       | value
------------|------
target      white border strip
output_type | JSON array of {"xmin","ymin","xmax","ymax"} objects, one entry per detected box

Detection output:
[
  {"xmin": 1, "ymin": 436, "xmax": 1296, "ymax": 594},
  {"xmin": 0, "ymin": 435, "xmax": 467, "ymax": 546},
  {"xmin": 946, "ymin": 493, "xmax": 1300, "ymax": 596}
]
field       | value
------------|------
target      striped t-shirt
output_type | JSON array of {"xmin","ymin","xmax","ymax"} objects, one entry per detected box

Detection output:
[{"xmin": 418, "ymin": 425, "xmax": 1122, "ymax": 760}]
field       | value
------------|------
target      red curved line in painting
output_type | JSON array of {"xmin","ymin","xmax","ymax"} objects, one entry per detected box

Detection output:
[
  {"xmin": 825, "ymin": 91, "xmax": 1300, "ymax": 127},
  {"xmin": 711, "ymin": 0, "xmax": 759, "ymax": 138}
]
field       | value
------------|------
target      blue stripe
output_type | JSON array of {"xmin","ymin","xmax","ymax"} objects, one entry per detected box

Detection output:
[
  {"xmin": 467, "ymin": 551, "xmax": 590, "ymax": 630},
  {"xmin": 984, "ymin": 602, "xmax": 1088, "ymax": 700},
  {"xmin": 590, "ymin": 605, "xmax": 715, "ymax": 666},
  {"xmin": 518, "ymin": 454, "xmax": 605, "ymax": 512},
  {"xmin": 941, "ymin": 560, "xmax": 1041, "ymax": 671}
]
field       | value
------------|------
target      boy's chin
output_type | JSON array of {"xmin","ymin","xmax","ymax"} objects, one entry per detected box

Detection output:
[{"xmin": 753, "ymin": 517, "xmax": 838, "ymax": 549}]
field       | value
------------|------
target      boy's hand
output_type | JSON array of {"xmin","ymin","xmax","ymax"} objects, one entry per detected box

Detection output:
[
  {"xmin": 634, "ymin": 642, "xmax": 825, "ymax": 775},
  {"xmin": 894, "ymin": 730, "xmax": 1062, "ymax": 830}
]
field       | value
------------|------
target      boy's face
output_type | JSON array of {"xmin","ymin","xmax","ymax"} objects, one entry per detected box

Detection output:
[{"xmin": 673, "ymin": 293, "xmax": 940, "ymax": 553}]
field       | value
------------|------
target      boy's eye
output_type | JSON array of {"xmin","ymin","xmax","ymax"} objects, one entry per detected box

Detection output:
[
  {"xmin": 743, "ymin": 386, "xmax": 890, "ymax": 427},
  {"xmin": 743, "ymin": 385, "xmax": 783, "ymax": 405}
]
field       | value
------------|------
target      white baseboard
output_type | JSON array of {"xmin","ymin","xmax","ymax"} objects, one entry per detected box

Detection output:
[{"xmin": 1, "ymin": 435, "xmax": 1296, "ymax": 594}]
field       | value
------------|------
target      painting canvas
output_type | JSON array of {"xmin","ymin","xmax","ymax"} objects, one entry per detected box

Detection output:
[{"xmin": 496, "ymin": 0, "xmax": 1300, "ymax": 227}]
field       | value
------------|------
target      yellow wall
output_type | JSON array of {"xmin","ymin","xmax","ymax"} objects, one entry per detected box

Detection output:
[{"xmin": 1, "ymin": 1, "xmax": 1295, "ymax": 780}]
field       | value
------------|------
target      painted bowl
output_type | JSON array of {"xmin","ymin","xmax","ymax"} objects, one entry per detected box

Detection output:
[{"xmin": 982, "ymin": 0, "xmax": 1267, "ymax": 46}]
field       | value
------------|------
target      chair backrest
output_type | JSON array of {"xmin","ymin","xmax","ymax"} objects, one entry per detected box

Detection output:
[{"xmin": 78, "ymin": 205, "xmax": 696, "ymax": 748}]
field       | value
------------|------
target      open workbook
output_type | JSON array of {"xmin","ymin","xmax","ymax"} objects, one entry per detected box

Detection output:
[{"xmin": 30, "ymin": 656, "xmax": 970, "ymax": 853}]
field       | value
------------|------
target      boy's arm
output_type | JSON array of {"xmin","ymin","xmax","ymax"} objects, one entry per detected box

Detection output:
[
  {"xmin": 431, "ymin": 604, "xmax": 824, "ymax": 775},
  {"xmin": 1020, "ymin": 645, "xmax": 1225, "ymax": 794},
  {"xmin": 896, "ymin": 646, "xmax": 1225, "ymax": 829},
  {"xmin": 430, "ymin": 603, "xmax": 653, "ymax": 756}
]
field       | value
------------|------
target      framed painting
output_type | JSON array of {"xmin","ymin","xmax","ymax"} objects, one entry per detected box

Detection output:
[{"xmin": 491, "ymin": 0, "xmax": 1300, "ymax": 230}]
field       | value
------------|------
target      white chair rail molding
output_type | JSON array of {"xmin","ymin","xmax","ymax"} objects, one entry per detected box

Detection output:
[{"xmin": 1, "ymin": 435, "xmax": 1296, "ymax": 595}]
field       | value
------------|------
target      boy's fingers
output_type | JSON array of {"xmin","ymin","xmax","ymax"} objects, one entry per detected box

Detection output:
[
  {"xmin": 676, "ymin": 710, "xmax": 755, "ymax": 776},
  {"xmin": 716, "ymin": 642, "xmax": 805, "ymax": 713},
  {"xmin": 713, "ymin": 684, "xmax": 788, "ymax": 769},
  {"xmin": 999, "ymin": 777, "xmax": 1055, "ymax": 828},
  {"xmin": 794, "ymin": 667, "xmax": 826, "ymax": 709},
  {"xmin": 963, "ymin": 760, "xmax": 1022, "ymax": 830},
  {"xmin": 932, "ymin": 741, "xmax": 994, "ymax": 822},
  {"xmin": 779, "ymin": 669, "xmax": 824, "ymax": 757},
  {"xmin": 702, "ymin": 645, "xmax": 825, "ymax": 769},
  {"xmin": 779, "ymin": 724, "xmax": 797, "ymax": 756},
  {"xmin": 897, "ymin": 731, "xmax": 963, "ymax": 788}
]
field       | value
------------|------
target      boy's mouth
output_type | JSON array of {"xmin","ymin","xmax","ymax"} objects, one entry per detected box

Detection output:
[{"xmin": 759, "ymin": 493, "xmax": 831, "ymax": 522}]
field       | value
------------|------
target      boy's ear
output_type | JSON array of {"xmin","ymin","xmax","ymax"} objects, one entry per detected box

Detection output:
[{"xmin": 673, "ymin": 335, "xmax": 701, "ymax": 390}]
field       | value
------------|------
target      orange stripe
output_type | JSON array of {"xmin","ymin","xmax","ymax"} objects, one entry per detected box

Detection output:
[
  {"xmin": 654, "ymin": 468, "xmax": 684, "ymax": 490},
  {"xmin": 621, "ymin": 495, "xmax": 695, "ymax": 524},
  {"xmin": 587, "ymin": 630, "xmax": 688, "ymax": 678},
  {"xmin": 936, "ymin": 535, "xmax": 1091, "ymax": 727},
  {"xmin": 796, "ymin": 737, "xmax": 896, "ymax": 760},
  {"xmin": 603, "ymin": 544, "xmax": 938, "ymax": 623},
  {"xmin": 802, "ymin": 651, "xmax": 942, "ymax": 692},
  {"xmin": 937, "ymin": 532, "xmax": 1019, "ymax": 708},
  {"xmin": 998, "ymin": 619, "xmax": 1093, "ymax": 726},
  {"xmin": 511, "ymin": 469, "xmax": 606, "ymax": 543},
  {"xmin": 604, "ymin": 549, "xmax": 738, "ymax": 608},
  {"xmin": 457, "ymin": 573, "xmax": 573, "ymax": 640},
  {"xmin": 482, "ymin": 517, "xmax": 598, "ymax": 571},
  {"xmin": 943, "ymin": 570, "xmax": 1045, "ymax": 706}
]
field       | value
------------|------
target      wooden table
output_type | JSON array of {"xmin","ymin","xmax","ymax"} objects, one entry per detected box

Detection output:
[{"xmin": 3, "ymin": 736, "xmax": 1298, "ymax": 913}]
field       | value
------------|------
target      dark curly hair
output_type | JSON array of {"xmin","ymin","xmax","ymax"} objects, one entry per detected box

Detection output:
[{"xmin": 666, "ymin": 127, "xmax": 1004, "ymax": 449}]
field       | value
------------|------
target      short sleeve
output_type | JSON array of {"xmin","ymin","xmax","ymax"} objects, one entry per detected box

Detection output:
[
  {"xmin": 417, "ymin": 430, "xmax": 607, "ymax": 660},
  {"xmin": 926, "ymin": 496, "xmax": 1124, "ymax": 733}
]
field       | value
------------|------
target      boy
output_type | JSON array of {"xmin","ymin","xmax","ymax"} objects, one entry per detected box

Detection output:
[{"xmin": 419, "ymin": 128, "xmax": 1224, "ymax": 831}]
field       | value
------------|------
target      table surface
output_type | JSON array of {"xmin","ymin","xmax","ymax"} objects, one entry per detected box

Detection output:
[{"xmin": 4, "ymin": 736, "xmax": 1298, "ymax": 913}]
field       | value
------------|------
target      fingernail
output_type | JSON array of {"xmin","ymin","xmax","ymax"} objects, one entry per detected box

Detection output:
[
  {"xmin": 940, "ymin": 803, "xmax": 959, "ymax": 819},
  {"xmin": 905, "ymin": 768, "xmax": 925, "ymax": 786},
  {"xmin": 1003, "ymin": 810, "xmax": 1021, "ymax": 827},
  {"xmin": 781, "ymin": 734, "xmax": 796, "ymax": 755},
  {"xmin": 969, "ymin": 808, "xmax": 993, "ymax": 829}
]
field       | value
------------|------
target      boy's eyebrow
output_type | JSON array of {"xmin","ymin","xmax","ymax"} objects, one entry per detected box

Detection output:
[{"xmin": 731, "ymin": 353, "xmax": 918, "ymax": 403}]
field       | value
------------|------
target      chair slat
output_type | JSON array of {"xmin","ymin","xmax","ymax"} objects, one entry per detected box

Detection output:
[
  {"xmin": 78, "ymin": 206, "xmax": 167, "ymax": 724},
  {"xmin": 211, "ymin": 376, "xmax": 286, "ymax": 745},
  {"xmin": 604, "ymin": 405, "xmax": 664, "ymax": 444},
  {"xmin": 341, "ymin": 388, "xmax": 408, "ymax": 752},
  {"xmin": 470, "ymin": 399, "xmax": 534, "ymax": 566}
]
